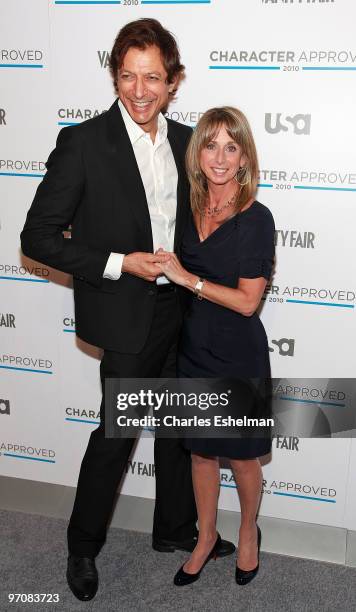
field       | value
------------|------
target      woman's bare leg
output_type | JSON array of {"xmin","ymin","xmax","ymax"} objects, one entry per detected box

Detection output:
[
  {"xmin": 183, "ymin": 453, "xmax": 220, "ymax": 573},
  {"xmin": 230, "ymin": 458, "xmax": 262, "ymax": 570}
]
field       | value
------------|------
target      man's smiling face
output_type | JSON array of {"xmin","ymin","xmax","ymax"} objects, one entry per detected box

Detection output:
[{"xmin": 117, "ymin": 45, "xmax": 176, "ymax": 139}]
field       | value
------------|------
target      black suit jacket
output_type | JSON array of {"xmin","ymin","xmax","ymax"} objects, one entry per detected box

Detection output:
[{"xmin": 21, "ymin": 100, "xmax": 193, "ymax": 353}]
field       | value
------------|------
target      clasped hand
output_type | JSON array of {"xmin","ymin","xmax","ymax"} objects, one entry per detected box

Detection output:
[
  {"xmin": 154, "ymin": 248, "xmax": 188, "ymax": 285},
  {"xmin": 122, "ymin": 249, "xmax": 188, "ymax": 284}
]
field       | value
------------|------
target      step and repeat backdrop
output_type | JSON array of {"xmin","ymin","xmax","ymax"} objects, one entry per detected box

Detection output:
[{"xmin": 1, "ymin": 0, "xmax": 356, "ymax": 531}]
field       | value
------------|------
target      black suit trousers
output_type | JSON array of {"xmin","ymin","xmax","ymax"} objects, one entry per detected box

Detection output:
[{"xmin": 67, "ymin": 290, "xmax": 198, "ymax": 557}]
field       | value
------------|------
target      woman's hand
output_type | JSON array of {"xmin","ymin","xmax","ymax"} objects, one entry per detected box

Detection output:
[{"xmin": 155, "ymin": 249, "xmax": 196, "ymax": 287}]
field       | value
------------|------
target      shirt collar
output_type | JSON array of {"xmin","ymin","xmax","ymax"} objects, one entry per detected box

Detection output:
[{"xmin": 118, "ymin": 99, "xmax": 167, "ymax": 146}]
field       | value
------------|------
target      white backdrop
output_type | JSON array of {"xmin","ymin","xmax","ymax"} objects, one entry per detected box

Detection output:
[{"xmin": 1, "ymin": 0, "xmax": 356, "ymax": 531}]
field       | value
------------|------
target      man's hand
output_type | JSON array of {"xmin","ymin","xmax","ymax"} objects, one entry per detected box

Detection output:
[
  {"xmin": 122, "ymin": 251, "xmax": 171, "ymax": 282},
  {"xmin": 155, "ymin": 251, "xmax": 195, "ymax": 287}
]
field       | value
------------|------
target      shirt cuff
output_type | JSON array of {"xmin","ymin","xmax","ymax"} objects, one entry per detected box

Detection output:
[{"xmin": 103, "ymin": 252, "xmax": 125, "ymax": 281}]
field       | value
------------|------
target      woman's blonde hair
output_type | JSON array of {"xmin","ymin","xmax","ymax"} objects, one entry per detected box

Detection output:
[{"xmin": 186, "ymin": 106, "xmax": 259, "ymax": 215}]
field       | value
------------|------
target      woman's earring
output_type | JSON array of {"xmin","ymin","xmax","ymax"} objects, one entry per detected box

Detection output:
[{"xmin": 235, "ymin": 166, "xmax": 250, "ymax": 186}]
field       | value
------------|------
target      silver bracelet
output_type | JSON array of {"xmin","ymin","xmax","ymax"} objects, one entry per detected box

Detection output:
[{"xmin": 194, "ymin": 277, "xmax": 205, "ymax": 300}]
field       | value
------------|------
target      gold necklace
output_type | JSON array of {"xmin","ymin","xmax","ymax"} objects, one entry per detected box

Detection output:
[{"xmin": 201, "ymin": 192, "xmax": 238, "ymax": 217}]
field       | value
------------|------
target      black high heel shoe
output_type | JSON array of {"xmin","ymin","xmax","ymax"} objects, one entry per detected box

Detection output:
[
  {"xmin": 173, "ymin": 533, "xmax": 221, "ymax": 586},
  {"xmin": 235, "ymin": 524, "xmax": 261, "ymax": 586}
]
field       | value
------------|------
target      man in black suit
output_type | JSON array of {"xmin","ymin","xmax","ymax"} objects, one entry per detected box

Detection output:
[{"xmin": 21, "ymin": 18, "xmax": 234, "ymax": 601}]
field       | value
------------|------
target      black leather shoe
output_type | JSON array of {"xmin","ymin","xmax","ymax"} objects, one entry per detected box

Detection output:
[
  {"xmin": 66, "ymin": 555, "xmax": 98, "ymax": 601},
  {"xmin": 235, "ymin": 524, "xmax": 261, "ymax": 586},
  {"xmin": 173, "ymin": 534, "xmax": 221, "ymax": 586},
  {"xmin": 152, "ymin": 533, "xmax": 235, "ymax": 557}
]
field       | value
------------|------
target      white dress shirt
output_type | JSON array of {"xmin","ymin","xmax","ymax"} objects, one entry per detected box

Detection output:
[{"xmin": 103, "ymin": 99, "xmax": 178, "ymax": 284}]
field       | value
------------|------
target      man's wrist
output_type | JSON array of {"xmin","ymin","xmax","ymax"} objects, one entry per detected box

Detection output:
[{"xmin": 121, "ymin": 254, "xmax": 129, "ymax": 273}]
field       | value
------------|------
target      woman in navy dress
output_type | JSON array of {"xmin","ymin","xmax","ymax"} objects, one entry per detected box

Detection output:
[{"xmin": 157, "ymin": 107, "xmax": 275, "ymax": 587}]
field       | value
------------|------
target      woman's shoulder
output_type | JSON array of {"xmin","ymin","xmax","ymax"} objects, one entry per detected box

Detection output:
[
  {"xmin": 240, "ymin": 200, "xmax": 275, "ymax": 228},
  {"xmin": 248, "ymin": 200, "xmax": 273, "ymax": 219}
]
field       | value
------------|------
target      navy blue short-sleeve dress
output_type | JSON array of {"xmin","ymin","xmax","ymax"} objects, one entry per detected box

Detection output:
[{"xmin": 177, "ymin": 200, "xmax": 275, "ymax": 459}]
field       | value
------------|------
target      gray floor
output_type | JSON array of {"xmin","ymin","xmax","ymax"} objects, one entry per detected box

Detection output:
[{"xmin": 1, "ymin": 510, "xmax": 356, "ymax": 612}]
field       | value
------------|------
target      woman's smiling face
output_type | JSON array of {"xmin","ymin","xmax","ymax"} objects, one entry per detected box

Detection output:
[{"xmin": 199, "ymin": 125, "xmax": 246, "ymax": 187}]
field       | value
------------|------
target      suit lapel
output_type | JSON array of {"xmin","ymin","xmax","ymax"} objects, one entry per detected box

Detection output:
[
  {"xmin": 167, "ymin": 122, "xmax": 191, "ymax": 253},
  {"xmin": 105, "ymin": 100, "xmax": 153, "ymax": 252}
]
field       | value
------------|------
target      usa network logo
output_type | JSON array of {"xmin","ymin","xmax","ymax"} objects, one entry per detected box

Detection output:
[
  {"xmin": 269, "ymin": 338, "xmax": 295, "ymax": 356},
  {"xmin": 265, "ymin": 113, "xmax": 311, "ymax": 135},
  {"xmin": 264, "ymin": 283, "xmax": 355, "ymax": 309}
]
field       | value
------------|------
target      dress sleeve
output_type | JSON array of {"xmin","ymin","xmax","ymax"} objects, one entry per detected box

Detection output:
[{"xmin": 238, "ymin": 208, "xmax": 275, "ymax": 280}]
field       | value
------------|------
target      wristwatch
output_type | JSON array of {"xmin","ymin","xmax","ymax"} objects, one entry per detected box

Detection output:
[{"xmin": 194, "ymin": 277, "xmax": 205, "ymax": 300}]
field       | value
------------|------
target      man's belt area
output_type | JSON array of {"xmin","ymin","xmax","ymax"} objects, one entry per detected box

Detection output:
[{"xmin": 156, "ymin": 282, "xmax": 177, "ymax": 294}]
